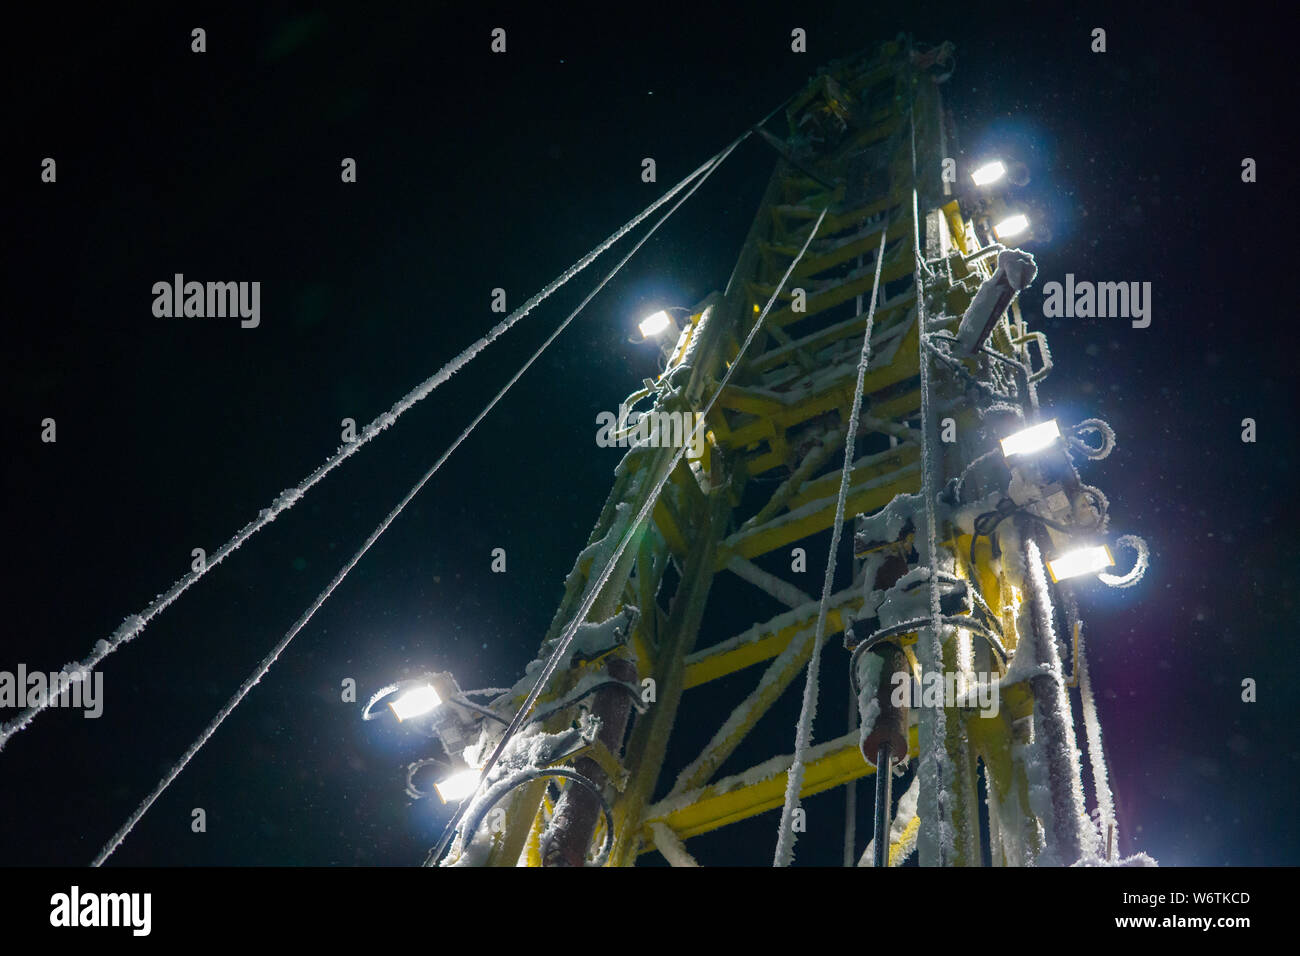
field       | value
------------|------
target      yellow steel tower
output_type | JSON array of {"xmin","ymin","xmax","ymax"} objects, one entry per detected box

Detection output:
[{"xmin": 435, "ymin": 36, "xmax": 1144, "ymax": 868}]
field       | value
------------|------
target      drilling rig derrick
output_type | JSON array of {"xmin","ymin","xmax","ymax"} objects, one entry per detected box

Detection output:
[{"xmin": 438, "ymin": 36, "xmax": 1140, "ymax": 869}]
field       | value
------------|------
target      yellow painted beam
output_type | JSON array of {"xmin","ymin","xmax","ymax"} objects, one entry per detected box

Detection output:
[
  {"xmin": 762, "ymin": 216, "xmax": 913, "ymax": 280},
  {"xmin": 769, "ymin": 181, "xmax": 899, "ymax": 238},
  {"xmin": 652, "ymin": 497, "xmax": 689, "ymax": 556},
  {"xmin": 888, "ymin": 815, "xmax": 920, "ymax": 867},
  {"xmin": 639, "ymin": 727, "xmax": 919, "ymax": 848},
  {"xmin": 755, "ymin": 256, "xmax": 916, "ymax": 329},
  {"xmin": 716, "ymin": 461, "xmax": 922, "ymax": 565},
  {"xmin": 942, "ymin": 199, "xmax": 970, "ymax": 257},
  {"xmin": 674, "ymin": 596, "xmax": 862, "ymax": 794},
  {"xmin": 714, "ymin": 387, "xmax": 786, "ymax": 417},
  {"xmin": 722, "ymin": 319, "xmax": 919, "ymax": 448},
  {"xmin": 750, "ymin": 300, "xmax": 912, "ymax": 373},
  {"xmin": 683, "ymin": 592, "xmax": 863, "ymax": 690},
  {"xmin": 870, "ymin": 387, "xmax": 922, "ymax": 421},
  {"xmin": 743, "ymin": 439, "xmax": 790, "ymax": 477},
  {"xmin": 785, "ymin": 444, "xmax": 919, "ymax": 511}
]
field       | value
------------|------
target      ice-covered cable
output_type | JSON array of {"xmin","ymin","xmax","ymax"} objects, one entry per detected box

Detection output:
[
  {"xmin": 1075, "ymin": 620, "xmax": 1117, "ymax": 858},
  {"xmin": 773, "ymin": 223, "xmax": 888, "ymax": 867},
  {"xmin": 0, "ymin": 136, "xmax": 745, "ymax": 757},
  {"xmin": 89, "ymin": 139, "xmax": 740, "ymax": 867},
  {"xmin": 1068, "ymin": 418, "xmax": 1116, "ymax": 461},
  {"xmin": 1098, "ymin": 534, "xmax": 1148, "ymax": 589},
  {"xmin": 948, "ymin": 446, "xmax": 1001, "ymax": 504},
  {"xmin": 907, "ymin": 37, "xmax": 953, "ymax": 866},
  {"xmin": 93, "ymin": 411, "xmax": 492, "ymax": 864},
  {"xmin": 429, "ymin": 204, "xmax": 832, "ymax": 867}
]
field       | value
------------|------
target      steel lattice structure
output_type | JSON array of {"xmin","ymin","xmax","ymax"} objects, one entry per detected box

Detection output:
[{"xmin": 440, "ymin": 36, "xmax": 1139, "ymax": 868}]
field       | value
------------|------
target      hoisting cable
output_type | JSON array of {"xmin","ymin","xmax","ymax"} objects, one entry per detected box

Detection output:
[
  {"xmin": 1074, "ymin": 620, "xmax": 1118, "ymax": 859},
  {"xmin": 428, "ymin": 202, "xmax": 833, "ymax": 868},
  {"xmin": 0, "ymin": 117, "xmax": 768, "ymax": 757},
  {"xmin": 905, "ymin": 32, "xmax": 951, "ymax": 867},
  {"xmin": 843, "ymin": 679, "xmax": 858, "ymax": 867},
  {"xmin": 773, "ymin": 220, "xmax": 890, "ymax": 867},
  {"xmin": 89, "ymin": 135, "xmax": 743, "ymax": 868},
  {"xmin": 872, "ymin": 739, "xmax": 894, "ymax": 868}
]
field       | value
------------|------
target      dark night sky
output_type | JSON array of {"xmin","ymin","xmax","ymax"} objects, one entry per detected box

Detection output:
[{"xmin": 2, "ymin": 2, "xmax": 1296, "ymax": 867}]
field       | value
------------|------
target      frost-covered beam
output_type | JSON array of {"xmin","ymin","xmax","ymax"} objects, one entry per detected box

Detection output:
[
  {"xmin": 671, "ymin": 620, "xmax": 820, "ymax": 796},
  {"xmin": 742, "ymin": 428, "xmax": 844, "ymax": 531},
  {"xmin": 725, "ymin": 555, "xmax": 813, "ymax": 609},
  {"xmin": 721, "ymin": 318, "xmax": 919, "ymax": 448},
  {"xmin": 750, "ymin": 300, "xmax": 911, "ymax": 375},
  {"xmin": 715, "ymin": 460, "xmax": 922, "ymax": 566},
  {"xmin": 763, "ymin": 322, "xmax": 818, "ymax": 374},
  {"xmin": 770, "ymin": 213, "xmax": 912, "ymax": 282},
  {"xmin": 647, "ymin": 822, "xmax": 700, "ymax": 867},
  {"xmin": 768, "ymin": 171, "xmax": 904, "ymax": 237},
  {"xmin": 759, "ymin": 255, "xmax": 915, "ymax": 329},
  {"xmin": 683, "ymin": 587, "xmax": 861, "ymax": 690},
  {"xmin": 606, "ymin": 494, "xmax": 729, "ymax": 867},
  {"xmin": 784, "ymin": 443, "xmax": 919, "ymax": 512},
  {"xmin": 641, "ymin": 729, "xmax": 918, "ymax": 848}
]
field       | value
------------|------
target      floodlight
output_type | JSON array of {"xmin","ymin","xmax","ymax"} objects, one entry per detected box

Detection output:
[
  {"xmin": 993, "ymin": 214, "xmax": 1030, "ymax": 239},
  {"xmin": 638, "ymin": 310, "xmax": 673, "ymax": 338},
  {"xmin": 433, "ymin": 768, "xmax": 481, "ymax": 803},
  {"xmin": 1047, "ymin": 545, "xmax": 1115, "ymax": 582},
  {"xmin": 1000, "ymin": 420, "xmax": 1061, "ymax": 458},
  {"xmin": 388, "ymin": 683, "xmax": 442, "ymax": 722},
  {"xmin": 971, "ymin": 160, "xmax": 1006, "ymax": 186}
]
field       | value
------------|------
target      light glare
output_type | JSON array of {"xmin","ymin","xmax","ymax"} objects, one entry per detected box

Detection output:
[
  {"xmin": 1000, "ymin": 420, "xmax": 1061, "ymax": 457},
  {"xmin": 434, "ymin": 769, "xmax": 481, "ymax": 803},
  {"xmin": 971, "ymin": 160, "xmax": 1006, "ymax": 186},
  {"xmin": 389, "ymin": 683, "xmax": 442, "ymax": 721},
  {"xmin": 993, "ymin": 214, "xmax": 1030, "ymax": 239},
  {"xmin": 1047, "ymin": 545, "xmax": 1115, "ymax": 582},
  {"xmin": 638, "ymin": 310, "xmax": 672, "ymax": 338}
]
